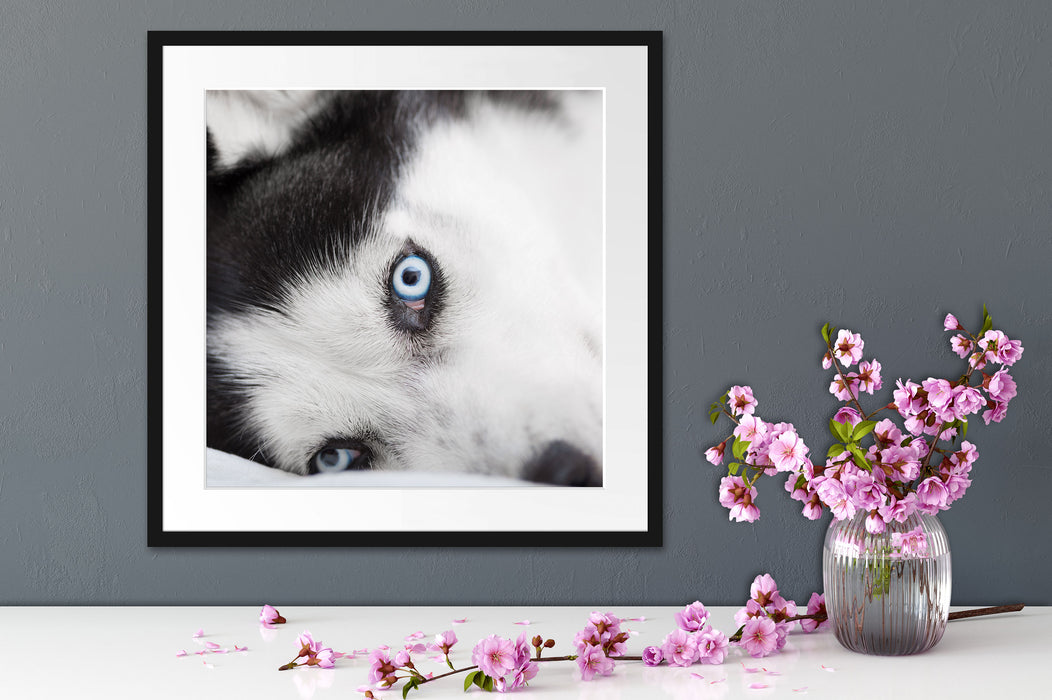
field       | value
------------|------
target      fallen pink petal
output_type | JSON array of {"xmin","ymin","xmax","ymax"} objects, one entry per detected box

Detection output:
[
  {"xmin": 749, "ymin": 683, "xmax": 770, "ymax": 689},
  {"xmin": 234, "ymin": 645, "xmax": 248, "ymax": 652},
  {"xmin": 793, "ymin": 688, "xmax": 809, "ymax": 693},
  {"xmin": 691, "ymin": 673, "xmax": 705, "ymax": 680},
  {"xmin": 513, "ymin": 620, "xmax": 531, "ymax": 625},
  {"xmin": 741, "ymin": 663, "xmax": 761, "ymax": 673},
  {"xmin": 821, "ymin": 664, "xmax": 835, "ymax": 672},
  {"xmin": 405, "ymin": 631, "xmax": 425, "ymax": 641},
  {"xmin": 452, "ymin": 619, "xmax": 468, "ymax": 624},
  {"xmin": 627, "ymin": 616, "xmax": 647, "ymax": 621},
  {"xmin": 205, "ymin": 641, "xmax": 220, "ymax": 649},
  {"xmin": 710, "ymin": 679, "xmax": 726, "ymax": 685},
  {"xmin": 175, "ymin": 650, "xmax": 188, "ymax": 657},
  {"xmin": 192, "ymin": 628, "xmax": 204, "ymax": 638}
]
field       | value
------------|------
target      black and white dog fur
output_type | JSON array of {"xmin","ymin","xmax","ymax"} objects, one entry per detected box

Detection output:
[{"xmin": 206, "ymin": 90, "xmax": 603, "ymax": 485}]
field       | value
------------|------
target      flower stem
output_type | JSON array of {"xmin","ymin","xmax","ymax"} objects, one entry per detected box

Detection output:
[{"xmin": 948, "ymin": 604, "xmax": 1024, "ymax": 621}]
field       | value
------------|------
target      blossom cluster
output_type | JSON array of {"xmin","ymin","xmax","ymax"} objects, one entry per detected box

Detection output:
[
  {"xmin": 641, "ymin": 602, "xmax": 728, "ymax": 667},
  {"xmin": 278, "ymin": 631, "xmax": 341, "ymax": 671},
  {"xmin": 706, "ymin": 309, "xmax": 1022, "ymax": 532},
  {"xmin": 731, "ymin": 575, "xmax": 827, "ymax": 657},
  {"xmin": 366, "ymin": 629, "xmax": 460, "ymax": 689},
  {"xmin": 471, "ymin": 633, "xmax": 538, "ymax": 692},
  {"xmin": 571, "ymin": 611, "xmax": 629, "ymax": 680}
]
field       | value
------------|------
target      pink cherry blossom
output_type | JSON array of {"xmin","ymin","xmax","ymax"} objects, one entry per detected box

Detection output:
[
  {"xmin": 705, "ymin": 441, "xmax": 726, "ymax": 465},
  {"xmin": 661, "ymin": 629, "xmax": 699, "ymax": 667},
  {"xmin": 749, "ymin": 574, "xmax": 778, "ymax": 607},
  {"xmin": 856, "ymin": 359, "xmax": 882, "ymax": 394},
  {"xmin": 430, "ymin": 630, "xmax": 458, "ymax": 655},
  {"xmin": 816, "ymin": 477, "xmax": 856, "ymax": 520},
  {"xmin": 943, "ymin": 313, "xmax": 960, "ymax": 331},
  {"xmin": 997, "ymin": 338, "xmax": 1024, "ymax": 366},
  {"xmin": 800, "ymin": 593, "xmax": 829, "ymax": 633},
  {"xmin": 734, "ymin": 599, "xmax": 768, "ymax": 627},
  {"xmin": 829, "ymin": 373, "xmax": 860, "ymax": 401},
  {"xmin": 695, "ymin": 628, "xmax": 729, "ymax": 665},
  {"xmin": 865, "ymin": 511, "xmax": 886, "ymax": 534},
  {"xmin": 739, "ymin": 617, "xmax": 778, "ymax": 658},
  {"xmin": 821, "ymin": 351, "xmax": 833, "ymax": 369},
  {"xmin": 368, "ymin": 649, "xmax": 397, "ymax": 686},
  {"xmin": 576, "ymin": 644, "xmax": 614, "ymax": 680},
  {"xmin": 768, "ymin": 431, "xmax": 808, "ymax": 472},
  {"xmin": 719, "ymin": 475, "xmax": 760, "ymax": 523},
  {"xmin": 915, "ymin": 477, "xmax": 949, "ymax": 513},
  {"xmin": 893, "ymin": 379, "xmax": 924, "ymax": 416},
  {"xmin": 981, "ymin": 330, "xmax": 1009, "ymax": 364},
  {"xmin": 728, "ymin": 385, "xmax": 758, "ymax": 417},
  {"xmin": 472, "ymin": 635, "xmax": 517, "ymax": 681},
  {"xmin": 674, "ymin": 601, "xmax": 710, "ymax": 632},
  {"xmin": 987, "ymin": 368, "xmax": 1017, "ymax": 402},
  {"xmin": 950, "ymin": 334, "xmax": 973, "ymax": 359},
  {"xmin": 733, "ymin": 414, "xmax": 769, "ymax": 442},
  {"xmin": 259, "ymin": 604, "xmax": 285, "ymax": 626},
  {"xmin": 982, "ymin": 400, "xmax": 1008, "ymax": 424},
  {"xmin": 833, "ymin": 329, "xmax": 864, "ymax": 367},
  {"xmin": 922, "ymin": 378, "xmax": 953, "ymax": 408},
  {"xmin": 833, "ymin": 406, "xmax": 862, "ymax": 427},
  {"xmin": 642, "ymin": 645, "xmax": 663, "ymax": 666},
  {"xmin": 952, "ymin": 385, "xmax": 984, "ymax": 417}
]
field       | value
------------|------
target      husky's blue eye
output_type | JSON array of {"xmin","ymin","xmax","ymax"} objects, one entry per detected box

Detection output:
[
  {"xmin": 311, "ymin": 447, "xmax": 365, "ymax": 473},
  {"xmin": 392, "ymin": 255, "xmax": 431, "ymax": 302}
]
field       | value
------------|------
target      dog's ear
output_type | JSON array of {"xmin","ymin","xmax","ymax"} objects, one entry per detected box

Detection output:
[{"xmin": 206, "ymin": 90, "xmax": 324, "ymax": 171}]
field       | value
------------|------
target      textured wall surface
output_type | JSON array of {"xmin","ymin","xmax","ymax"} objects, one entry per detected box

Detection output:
[{"xmin": 1, "ymin": 1, "xmax": 1049, "ymax": 606}]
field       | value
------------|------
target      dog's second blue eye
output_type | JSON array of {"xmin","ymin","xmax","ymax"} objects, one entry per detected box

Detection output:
[
  {"xmin": 312, "ymin": 447, "xmax": 364, "ymax": 473},
  {"xmin": 392, "ymin": 255, "xmax": 431, "ymax": 302}
]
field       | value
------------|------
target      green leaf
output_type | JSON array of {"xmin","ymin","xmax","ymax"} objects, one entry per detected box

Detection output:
[
  {"xmin": 848, "ymin": 444, "xmax": 872, "ymax": 470},
  {"xmin": 482, "ymin": 676, "xmax": 494, "ymax": 692},
  {"xmin": 979, "ymin": 304, "xmax": 993, "ymax": 335},
  {"xmin": 829, "ymin": 418, "xmax": 850, "ymax": 443},
  {"xmin": 709, "ymin": 411, "xmax": 720, "ymax": 425},
  {"xmin": 795, "ymin": 474, "xmax": 807, "ymax": 491},
  {"xmin": 728, "ymin": 462, "xmax": 740, "ymax": 476},
  {"xmin": 901, "ymin": 436, "xmax": 914, "ymax": 447},
  {"xmin": 732, "ymin": 438, "xmax": 750, "ymax": 460},
  {"xmin": 821, "ymin": 323, "xmax": 831, "ymax": 343},
  {"xmin": 465, "ymin": 671, "xmax": 480, "ymax": 692},
  {"xmin": 403, "ymin": 678, "xmax": 419, "ymax": 699},
  {"xmin": 827, "ymin": 443, "xmax": 846, "ymax": 459},
  {"xmin": 852, "ymin": 420, "xmax": 877, "ymax": 440}
]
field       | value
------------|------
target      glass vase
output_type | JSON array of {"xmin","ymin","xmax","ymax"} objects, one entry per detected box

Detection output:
[{"xmin": 822, "ymin": 510, "xmax": 951, "ymax": 655}]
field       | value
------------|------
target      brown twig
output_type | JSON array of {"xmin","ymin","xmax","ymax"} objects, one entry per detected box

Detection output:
[{"xmin": 948, "ymin": 604, "xmax": 1024, "ymax": 621}]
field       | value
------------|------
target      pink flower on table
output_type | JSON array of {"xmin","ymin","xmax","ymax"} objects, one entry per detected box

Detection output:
[
  {"xmin": 296, "ymin": 631, "xmax": 322, "ymax": 658},
  {"xmin": 642, "ymin": 645, "xmax": 663, "ymax": 666},
  {"xmin": 950, "ymin": 334, "xmax": 973, "ymax": 359},
  {"xmin": 728, "ymin": 385, "xmax": 758, "ymax": 417},
  {"xmin": 832, "ymin": 406, "xmax": 862, "ymax": 427},
  {"xmin": 800, "ymin": 592, "xmax": 829, "ymax": 633},
  {"xmin": 986, "ymin": 368, "xmax": 1017, "ymax": 402},
  {"xmin": 472, "ymin": 635, "xmax": 517, "ymax": 681},
  {"xmin": 739, "ymin": 617, "xmax": 778, "ymax": 658},
  {"xmin": 719, "ymin": 475, "xmax": 760, "ymax": 523},
  {"xmin": 856, "ymin": 359, "xmax": 882, "ymax": 394},
  {"xmin": 675, "ymin": 601, "xmax": 710, "ymax": 632},
  {"xmin": 259, "ymin": 604, "xmax": 286, "ymax": 626},
  {"xmin": 695, "ymin": 627, "xmax": 729, "ymax": 665},
  {"xmin": 833, "ymin": 329, "xmax": 864, "ymax": 367},
  {"xmin": 734, "ymin": 599, "xmax": 768, "ymax": 627},
  {"xmin": 915, "ymin": 477, "xmax": 949, "ymax": 514},
  {"xmin": 829, "ymin": 373, "xmax": 860, "ymax": 402},
  {"xmin": 309, "ymin": 647, "xmax": 336, "ymax": 669},
  {"xmin": 705, "ymin": 441, "xmax": 727, "ymax": 465},
  {"xmin": 769, "ymin": 594, "xmax": 797, "ymax": 622},
  {"xmin": 368, "ymin": 649, "xmax": 398, "ymax": 686},
  {"xmin": 750, "ymin": 574, "xmax": 779, "ymax": 606},
  {"xmin": 661, "ymin": 629, "xmax": 699, "ymax": 667},
  {"xmin": 943, "ymin": 313, "xmax": 961, "ymax": 331},
  {"xmin": 576, "ymin": 644, "xmax": 614, "ymax": 680},
  {"xmin": 502, "ymin": 633, "xmax": 538, "ymax": 691},
  {"xmin": 429, "ymin": 630, "xmax": 458, "ymax": 655}
]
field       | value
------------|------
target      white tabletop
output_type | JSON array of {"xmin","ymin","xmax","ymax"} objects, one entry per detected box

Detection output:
[{"xmin": 0, "ymin": 605, "xmax": 1044, "ymax": 699}]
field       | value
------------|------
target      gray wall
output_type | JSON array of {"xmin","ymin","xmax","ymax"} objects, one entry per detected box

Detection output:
[{"xmin": 1, "ymin": 1, "xmax": 1049, "ymax": 606}]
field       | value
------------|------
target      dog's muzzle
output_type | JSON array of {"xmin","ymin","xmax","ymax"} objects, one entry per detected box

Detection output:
[{"xmin": 522, "ymin": 440, "xmax": 601, "ymax": 486}]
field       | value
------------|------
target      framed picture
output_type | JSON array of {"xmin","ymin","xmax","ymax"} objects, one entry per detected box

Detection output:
[{"xmin": 147, "ymin": 31, "xmax": 662, "ymax": 546}]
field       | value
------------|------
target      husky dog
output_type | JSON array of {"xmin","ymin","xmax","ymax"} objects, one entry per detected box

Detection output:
[{"xmin": 206, "ymin": 90, "xmax": 603, "ymax": 485}]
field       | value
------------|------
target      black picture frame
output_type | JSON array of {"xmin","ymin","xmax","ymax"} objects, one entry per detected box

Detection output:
[{"xmin": 147, "ymin": 30, "xmax": 662, "ymax": 547}]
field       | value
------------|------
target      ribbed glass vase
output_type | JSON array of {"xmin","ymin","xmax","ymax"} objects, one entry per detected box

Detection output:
[{"xmin": 822, "ymin": 510, "xmax": 951, "ymax": 655}]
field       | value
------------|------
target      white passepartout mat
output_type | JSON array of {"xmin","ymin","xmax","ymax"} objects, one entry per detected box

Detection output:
[{"xmin": 205, "ymin": 448, "xmax": 536, "ymax": 488}]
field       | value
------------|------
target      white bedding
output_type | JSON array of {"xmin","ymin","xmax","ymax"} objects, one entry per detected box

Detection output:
[{"xmin": 205, "ymin": 448, "xmax": 538, "ymax": 488}]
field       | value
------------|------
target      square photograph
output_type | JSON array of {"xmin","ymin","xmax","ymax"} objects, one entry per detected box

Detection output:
[{"xmin": 205, "ymin": 89, "xmax": 604, "ymax": 487}]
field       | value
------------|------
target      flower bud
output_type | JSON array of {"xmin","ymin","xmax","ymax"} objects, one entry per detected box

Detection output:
[{"xmin": 543, "ymin": 639, "xmax": 556, "ymax": 648}]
